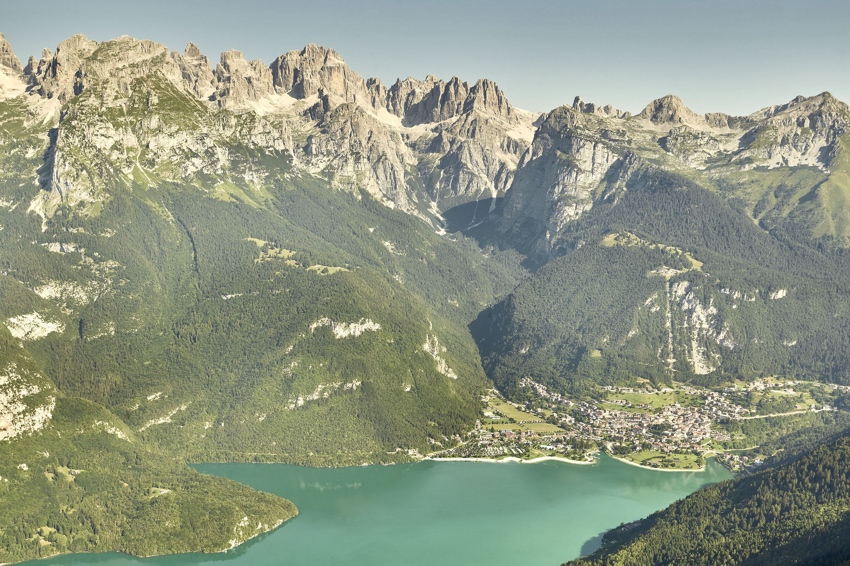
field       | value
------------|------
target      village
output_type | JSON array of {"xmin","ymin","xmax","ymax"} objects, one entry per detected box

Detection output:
[{"xmin": 431, "ymin": 377, "xmax": 847, "ymax": 471}]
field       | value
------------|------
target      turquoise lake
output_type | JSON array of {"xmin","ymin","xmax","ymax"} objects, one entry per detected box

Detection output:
[{"xmin": 24, "ymin": 455, "xmax": 732, "ymax": 566}]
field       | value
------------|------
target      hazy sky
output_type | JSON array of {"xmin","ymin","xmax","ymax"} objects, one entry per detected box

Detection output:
[{"xmin": 2, "ymin": 0, "xmax": 848, "ymax": 115}]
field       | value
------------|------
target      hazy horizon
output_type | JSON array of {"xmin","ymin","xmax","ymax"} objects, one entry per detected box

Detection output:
[{"xmin": 2, "ymin": 0, "xmax": 848, "ymax": 116}]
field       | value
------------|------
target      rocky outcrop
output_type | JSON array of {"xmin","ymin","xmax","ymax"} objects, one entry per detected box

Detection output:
[
  {"xmin": 29, "ymin": 34, "xmax": 98, "ymax": 102},
  {"xmin": 572, "ymin": 96, "xmax": 631, "ymax": 119},
  {"xmin": 25, "ymin": 37, "xmax": 299, "ymax": 222},
  {"xmin": 416, "ymin": 111, "xmax": 524, "ymax": 208},
  {"xmin": 386, "ymin": 76, "xmax": 519, "ymax": 127},
  {"xmin": 387, "ymin": 75, "xmax": 469, "ymax": 125},
  {"xmin": 638, "ymin": 95, "xmax": 711, "ymax": 127},
  {"xmin": 497, "ymin": 88, "xmax": 850, "ymax": 255},
  {"xmin": 0, "ymin": 360, "xmax": 56, "ymax": 442},
  {"xmin": 638, "ymin": 95, "xmax": 745, "ymax": 131},
  {"xmin": 463, "ymin": 79, "xmax": 513, "ymax": 120},
  {"xmin": 15, "ymin": 33, "xmax": 536, "ymax": 225},
  {"xmin": 270, "ymin": 44, "xmax": 379, "ymax": 109},
  {"xmin": 171, "ymin": 43, "xmax": 215, "ymax": 99},
  {"xmin": 303, "ymin": 103, "xmax": 417, "ymax": 210},
  {"xmin": 500, "ymin": 106, "xmax": 635, "ymax": 254},
  {"xmin": 659, "ymin": 126, "xmax": 732, "ymax": 168},
  {"xmin": 211, "ymin": 50, "xmax": 275, "ymax": 108},
  {"xmin": 0, "ymin": 32, "xmax": 22, "ymax": 73},
  {"xmin": 736, "ymin": 92, "xmax": 847, "ymax": 170}
]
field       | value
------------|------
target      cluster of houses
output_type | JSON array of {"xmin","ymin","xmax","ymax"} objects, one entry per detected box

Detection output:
[
  {"xmin": 438, "ymin": 379, "xmax": 840, "ymax": 465},
  {"xmin": 571, "ymin": 401, "xmax": 713, "ymax": 453},
  {"xmin": 517, "ymin": 381, "xmax": 758, "ymax": 456}
]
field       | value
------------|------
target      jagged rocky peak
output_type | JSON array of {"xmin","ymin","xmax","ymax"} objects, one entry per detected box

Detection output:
[
  {"xmin": 499, "ymin": 104, "xmax": 639, "ymax": 257},
  {"xmin": 0, "ymin": 32, "xmax": 22, "ymax": 73},
  {"xmin": 387, "ymin": 75, "xmax": 518, "ymax": 126},
  {"xmin": 171, "ymin": 42, "xmax": 215, "ymax": 99},
  {"xmin": 735, "ymin": 92, "xmax": 848, "ymax": 171},
  {"xmin": 365, "ymin": 76, "xmax": 388, "ymax": 110},
  {"xmin": 747, "ymin": 92, "xmax": 849, "ymax": 141},
  {"xmin": 775, "ymin": 92, "xmax": 848, "ymax": 122},
  {"xmin": 386, "ymin": 75, "xmax": 470, "ymax": 125},
  {"xmin": 637, "ymin": 94, "xmax": 742, "ymax": 129},
  {"xmin": 30, "ymin": 34, "xmax": 98, "ymax": 101},
  {"xmin": 84, "ymin": 36, "xmax": 181, "ymax": 93},
  {"xmin": 270, "ymin": 43, "xmax": 377, "ymax": 109},
  {"xmin": 638, "ymin": 94, "xmax": 707, "ymax": 126},
  {"xmin": 572, "ymin": 96, "xmax": 631, "ymax": 119},
  {"xmin": 749, "ymin": 93, "xmax": 832, "ymax": 121},
  {"xmin": 304, "ymin": 101, "xmax": 417, "ymax": 210},
  {"xmin": 22, "ymin": 55, "xmax": 36, "ymax": 76},
  {"xmin": 463, "ymin": 79, "xmax": 513, "ymax": 119},
  {"xmin": 211, "ymin": 49, "xmax": 275, "ymax": 108},
  {"xmin": 28, "ymin": 35, "xmax": 181, "ymax": 102},
  {"xmin": 386, "ymin": 75, "xmax": 436, "ymax": 119}
]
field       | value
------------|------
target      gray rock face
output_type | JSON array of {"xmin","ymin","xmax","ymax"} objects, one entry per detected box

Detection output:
[
  {"xmin": 13, "ymin": 32, "xmax": 850, "ymax": 256},
  {"xmin": 735, "ymin": 92, "xmax": 848, "ymax": 169},
  {"xmin": 18, "ymin": 33, "xmax": 535, "ymax": 227},
  {"xmin": 415, "ymin": 111, "xmax": 525, "ymax": 209},
  {"xmin": 501, "ymin": 106, "xmax": 633, "ymax": 254},
  {"xmin": 17, "ymin": 33, "xmax": 537, "ymax": 222},
  {"xmin": 270, "ymin": 44, "xmax": 379, "ymax": 109},
  {"xmin": 171, "ymin": 43, "xmax": 216, "ymax": 99},
  {"xmin": 0, "ymin": 32, "xmax": 22, "ymax": 73},
  {"xmin": 304, "ymin": 102, "xmax": 416, "ymax": 210},
  {"xmin": 500, "ymin": 90, "xmax": 850, "ymax": 259},
  {"xmin": 572, "ymin": 96, "xmax": 631, "ymax": 119},
  {"xmin": 211, "ymin": 50, "xmax": 275, "ymax": 108},
  {"xmin": 387, "ymin": 75, "xmax": 469, "ymax": 125},
  {"xmin": 638, "ymin": 94, "xmax": 707, "ymax": 126},
  {"xmin": 22, "ymin": 55, "xmax": 36, "ymax": 77},
  {"xmin": 463, "ymin": 79, "xmax": 513, "ymax": 120},
  {"xmin": 28, "ymin": 35, "xmax": 185, "ymax": 101},
  {"xmin": 30, "ymin": 34, "xmax": 98, "ymax": 101}
]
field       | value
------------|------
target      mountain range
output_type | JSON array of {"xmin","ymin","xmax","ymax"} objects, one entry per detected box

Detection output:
[{"xmin": 1, "ymin": 31, "xmax": 849, "ymax": 564}]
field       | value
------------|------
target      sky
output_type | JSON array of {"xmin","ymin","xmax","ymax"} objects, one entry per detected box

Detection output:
[{"xmin": 2, "ymin": 0, "xmax": 848, "ymax": 116}]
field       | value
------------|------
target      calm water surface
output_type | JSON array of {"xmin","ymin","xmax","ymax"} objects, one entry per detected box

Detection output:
[{"xmin": 25, "ymin": 455, "xmax": 732, "ymax": 566}]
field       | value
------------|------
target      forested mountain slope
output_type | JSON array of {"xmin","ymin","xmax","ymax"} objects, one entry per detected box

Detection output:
[
  {"xmin": 0, "ymin": 329, "xmax": 296, "ymax": 563},
  {"xmin": 475, "ymin": 166, "xmax": 850, "ymax": 396},
  {"xmin": 568, "ymin": 430, "xmax": 850, "ymax": 566},
  {"xmin": 0, "ymin": 32, "xmax": 525, "ymax": 562}
]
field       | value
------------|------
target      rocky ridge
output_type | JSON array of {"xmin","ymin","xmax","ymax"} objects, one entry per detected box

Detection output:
[
  {"xmin": 3, "ymin": 32, "xmax": 849, "ymax": 252},
  {"xmin": 0, "ymin": 32, "xmax": 22, "ymax": 73},
  {"xmin": 500, "ymin": 91, "xmax": 850, "ymax": 258},
  {"xmin": 4, "ymin": 34, "xmax": 535, "ymax": 229}
]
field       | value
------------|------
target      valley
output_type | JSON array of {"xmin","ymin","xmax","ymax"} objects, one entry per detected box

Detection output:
[{"xmin": 1, "ymin": 26, "xmax": 850, "ymax": 566}]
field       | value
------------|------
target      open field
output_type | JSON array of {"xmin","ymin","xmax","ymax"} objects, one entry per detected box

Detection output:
[
  {"xmin": 485, "ymin": 398, "xmax": 564, "ymax": 434},
  {"xmin": 607, "ymin": 390, "xmax": 702, "ymax": 409}
]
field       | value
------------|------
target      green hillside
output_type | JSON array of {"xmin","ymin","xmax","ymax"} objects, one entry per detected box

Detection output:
[
  {"xmin": 475, "ymin": 167, "xmax": 850, "ymax": 397},
  {"xmin": 0, "ymin": 43, "xmax": 525, "ymax": 560},
  {"xmin": 568, "ymin": 430, "xmax": 850, "ymax": 566},
  {"xmin": 0, "ymin": 332, "xmax": 296, "ymax": 564}
]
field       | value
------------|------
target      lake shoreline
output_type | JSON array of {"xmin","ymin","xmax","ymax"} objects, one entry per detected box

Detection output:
[
  {"xmin": 607, "ymin": 454, "xmax": 706, "ymax": 473},
  {"xmin": 31, "ymin": 459, "xmax": 733, "ymax": 566},
  {"xmin": 424, "ymin": 455, "xmax": 596, "ymax": 465}
]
